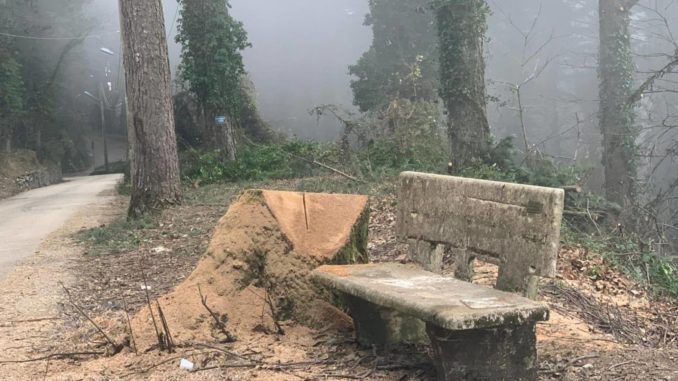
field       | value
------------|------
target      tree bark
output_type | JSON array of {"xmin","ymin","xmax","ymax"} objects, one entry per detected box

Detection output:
[
  {"xmin": 220, "ymin": 118, "xmax": 237, "ymax": 162},
  {"xmin": 119, "ymin": 0, "xmax": 182, "ymax": 218},
  {"xmin": 436, "ymin": 0, "xmax": 490, "ymax": 170},
  {"xmin": 599, "ymin": 0, "xmax": 639, "ymax": 208}
]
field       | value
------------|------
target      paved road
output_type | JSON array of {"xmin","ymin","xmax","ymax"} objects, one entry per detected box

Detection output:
[{"xmin": 0, "ymin": 174, "xmax": 122, "ymax": 280}]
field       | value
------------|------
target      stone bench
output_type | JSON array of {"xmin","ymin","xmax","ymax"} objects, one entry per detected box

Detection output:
[
  {"xmin": 312, "ymin": 172, "xmax": 565, "ymax": 381},
  {"xmin": 313, "ymin": 263, "xmax": 549, "ymax": 380}
]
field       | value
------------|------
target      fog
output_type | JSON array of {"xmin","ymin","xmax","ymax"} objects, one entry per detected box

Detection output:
[
  {"xmin": 81, "ymin": 0, "xmax": 370, "ymax": 141},
  {"xmin": 78, "ymin": 0, "xmax": 602, "ymax": 145},
  {"xmin": 75, "ymin": 0, "xmax": 678, "ymax": 179},
  {"xmin": 230, "ymin": 0, "xmax": 371, "ymax": 140}
]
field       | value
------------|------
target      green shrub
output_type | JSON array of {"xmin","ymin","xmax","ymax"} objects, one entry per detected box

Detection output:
[
  {"xmin": 456, "ymin": 137, "xmax": 587, "ymax": 189},
  {"xmin": 181, "ymin": 141, "xmax": 333, "ymax": 184},
  {"xmin": 357, "ymin": 136, "xmax": 449, "ymax": 177}
]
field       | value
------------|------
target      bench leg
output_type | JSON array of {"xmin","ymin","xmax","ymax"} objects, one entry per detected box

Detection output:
[
  {"xmin": 345, "ymin": 295, "xmax": 428, "ymax": 348},
  {"xmin": 426, "ymin": 322, "xmax": 538, "ymax": 381}
]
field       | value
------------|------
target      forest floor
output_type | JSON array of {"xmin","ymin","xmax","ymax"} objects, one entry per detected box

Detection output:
[{"xmin": 0, "ymin": 177, "xmax": 677, "ymax": 380}]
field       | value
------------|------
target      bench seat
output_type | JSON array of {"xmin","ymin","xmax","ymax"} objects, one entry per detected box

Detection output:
[
  {"xmin": 313, "ymin": 263, "xmax": 548, "ymax": 381},
  {"xmin": 312, "ymin": 263, "xmax": 548, "ymax": 330}
]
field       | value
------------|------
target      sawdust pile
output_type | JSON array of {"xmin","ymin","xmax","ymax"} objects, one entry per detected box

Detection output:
[{"xmin": 130, "ymin": 189, "xmax": 369, "ymax": 350}]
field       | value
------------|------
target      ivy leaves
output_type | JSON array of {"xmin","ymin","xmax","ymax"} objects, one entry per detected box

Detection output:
[
  {"xmin": 0, "ymin": 55, "xmax": 24, "ymax": 118},
  {"xmin": 176, "ymin": 0, "xmax": 250, "ymax": 119},
  {"xmin": 434, "ymin": 0, "xmax": 489, "ymax": 103},
  {"xmin": 0, "ymin": 0, "xmax": 24, "ymax": 125}
]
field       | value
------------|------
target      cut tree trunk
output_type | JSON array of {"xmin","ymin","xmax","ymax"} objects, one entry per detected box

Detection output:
[
  {"xmin": 119, "ymin": 0, "xmax": 182, "ymax": 218},
  {"xmin": 128, "ymin": 190, "xmax": 370, "ymax": 349},
  {"xmin": 599, "ymin": 0, "xmax": 639, "ymax": 208}
]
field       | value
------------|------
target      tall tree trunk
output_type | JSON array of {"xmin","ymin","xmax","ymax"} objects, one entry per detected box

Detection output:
[
  {"xmin": 436, "ymin": 0, "xmax": 490, "ymax": 170},
  {"xmin": 119, "ymin": 0, "xmax": 182, "ymax": 218},
  {"xmin": 221, "ymin": 118, "xmax": 237, "ymax": 162},
  {"xmin": 599, "ymin": 0, "xmax": 639, "ymax": 208}
]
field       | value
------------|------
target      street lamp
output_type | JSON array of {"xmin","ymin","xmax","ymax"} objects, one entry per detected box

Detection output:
[
  {"xmin": 100, "ymin": 47, "xmax": 115, "ymax": 56},
  {"xmin": 84, "ymin": 47, "xmax": 116, "ymax": 173},
  {"xmin": 82, "ymin": 89, "xmax": 109, "ymax": 173}
]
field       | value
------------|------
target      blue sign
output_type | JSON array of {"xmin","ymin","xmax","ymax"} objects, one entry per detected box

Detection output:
[{"xmin": 215, "ymin": 116, "xmax": 227, "ymax": 125}]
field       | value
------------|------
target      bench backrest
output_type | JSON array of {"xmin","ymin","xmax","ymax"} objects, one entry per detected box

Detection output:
[{"xmin": 397, "ymin": 172, "xmax": 565, "ymax": 298}]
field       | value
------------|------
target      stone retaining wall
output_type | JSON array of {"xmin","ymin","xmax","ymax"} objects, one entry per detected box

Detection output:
[{"xmin": 15, "ymin": 163, "xmax": 62, "ymax": 191}]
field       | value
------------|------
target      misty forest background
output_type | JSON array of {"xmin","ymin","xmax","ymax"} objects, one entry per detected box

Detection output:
[{"xmin": 3, "ymin": 1, "xmax": 678, "ymax": 294}]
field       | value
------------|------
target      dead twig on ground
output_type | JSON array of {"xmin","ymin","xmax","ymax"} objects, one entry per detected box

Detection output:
[
  {"xmin": 607, "ymin": 360, "xmax": 639, "ymax": 370},
  {"xmin": 568, "ymin": 354, "xmax": 600, "ymax": 366},
  {"xmin": 543, "ymin": 282, "xmax": 648, "ymax": 345},
  {"xmin": 197, "ymin": 285, "xmax": 236, "ymax": 342},
  {"xmin": 289, "ymin": 154, "xmax": 365, "ymax": 183},
  {"xmin": 121, "ymin": 296, "xmax": 137, "ymax": 354},
  {"xmin": 0, "ymin": 351, "xmax": 104, "ymax": 364},
  {"xmin": 141, "ymin": 269, "xmax": 164, "ymax": 351},
  {"xmin": 265, "ymin": 291, "xmax": 285, "ymax": 335},
  {"xmin": 60, "ymin": 283, "xmax": 122, "ymax": 353},
  {"xmin": 190, "ymin": 342, "xmax": 251, "ymax": 362},
  {"xmin": 156, "ymin": 302, "xmax": 175, "ymax": 352}
]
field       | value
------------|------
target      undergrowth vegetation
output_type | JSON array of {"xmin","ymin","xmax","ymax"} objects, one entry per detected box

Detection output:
[
  {"xmin": 181, "ymin": 141, "xmax": 329, "ymax": 183},
  {"xmin": 174, "ymin": 129, "xmax": 678, "ymax": 301},
  {"xmin": 562, "ymin": 225, "xmax": 678, "ymax": 299},
  {"xmin": 77, "ymin": 215, "xmax": 157, "ymax": 256},
  {"xmin": 180, "ymin": 136, "xmax": 449, "ymax": 186}
]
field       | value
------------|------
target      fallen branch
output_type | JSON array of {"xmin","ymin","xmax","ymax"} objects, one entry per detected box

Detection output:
[
  {"xmin": 265, "ymin": 291, "xmax": 285, "ymax": 335},
  {"xmin": 0, "ymin": 351, "xmax": 104, "ymax": 364},
  {"xmin": 122, "ymin": 296, "xmax": 137, "ymax": 354},
  {"xmin": 242, "ymin": 135, "xmax": 364, "ymax": 183},
  {"xmin": 290, "ymin": 153, "xmax": 365, "ymax": 183},
  {"xmin": 156, "ymin": 302, "xmax": 175, "ymax": 352},
  {"xmin": 141, "ymin": 270, "xmax": 163, "ymax": 351},
  {"xmin": 607, "ymin": 360, "xmax": 639, "ymax": 371},
  {"xmin": 191, "ymin": 342, "xmax": 251, "ymax": 362},
  {"xmin": 60, "ymin": 283, "xmax": 122, "ymax": 353},
  {"xmin": 198, "ymin": 285, "xmax": 236, "ymax": 342},
  {"xmin": 568, "ymin": 354, "xmax": 600, "ymax": 366}
]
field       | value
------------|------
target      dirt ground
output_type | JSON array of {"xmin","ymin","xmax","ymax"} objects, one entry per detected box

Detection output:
[
  {"xmin": 0, "ymin": 188, "xmax": 124, "ymax": 380},
  {"xmin": 1, "ymin": 179, "xmax": 678, "ymax": 380}
]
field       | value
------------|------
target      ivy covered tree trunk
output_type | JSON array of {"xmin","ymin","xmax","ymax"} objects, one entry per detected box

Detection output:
[
  {"xmin": 435, "ymin": 0, "xmax": 490, "ymax": 169},
  {"xmin": 599, "ymin": 0, "xmax": 638, "ymax": 208},
  {"xmin": 119, "ymin": 0, "xmax": 182, "ymax": 218},
  {"xmin": 176, "ymin": 0, "xmax": 250, "ymax": 155}
]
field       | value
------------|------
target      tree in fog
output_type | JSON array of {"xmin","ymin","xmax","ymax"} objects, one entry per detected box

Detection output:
[
  {"xmin": 435, "ymin": 0, "xmax": 490, "ymax": 169},
  {"xmin": 0, "ymin": 0, "xmax": 24, "ymax": 152},
  {"xmin": 119, "ymin": 0, "xmax": 181, "ymax": 217},
  {"xmin": 175, "ymin": 0, "xmax": 250, "ymax": 159},
  {"xmin": 349, "ymin": 0, "xmax": 438, "ymax": 113},
  {"xmin": 598, "ymin": 0, "xmax": 639, "ymax": 208},
  {"xmin": 0, "ymin": 0, "xmax": 92, "ymax": 169}
]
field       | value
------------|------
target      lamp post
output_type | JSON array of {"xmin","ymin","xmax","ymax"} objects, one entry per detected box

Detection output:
[
  {"xmin": 85, "ymin": 47, "xmax": 116, "ymax": 173},
  {"xmin": 84, "ymin": 89, "xmax": 109, "ymax": 173}
]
